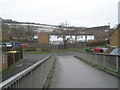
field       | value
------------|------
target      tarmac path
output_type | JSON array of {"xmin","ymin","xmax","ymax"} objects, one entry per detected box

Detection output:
[{"xmin": 49, "ymin": 56, "xmax": 118, "ymax": 88}]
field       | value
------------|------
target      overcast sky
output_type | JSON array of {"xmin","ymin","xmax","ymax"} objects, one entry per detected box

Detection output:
[{"xmin": 0, "ymin": 0, "xmax": 119, "ymax": 28}]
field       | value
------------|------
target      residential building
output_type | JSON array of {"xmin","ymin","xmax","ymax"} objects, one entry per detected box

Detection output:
[
  {"xmin": 110, "ymin": 24, "xmax": 120, "ymax": 47},
  {"xmin": 38, "ymin": 33, "xmax": 94, "ymax": 45},
  {"xmin": 38, "ymin": 32, "xmax": 49, "ymax": 44},
  {"xmin": 75, "ymin": 26, "xmax": 113, "ymax": 41}
]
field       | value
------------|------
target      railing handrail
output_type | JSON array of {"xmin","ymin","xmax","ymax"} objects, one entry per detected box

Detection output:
[
  {"xmin": 74, "ymin": 50, "xmax": 120, "ymax": 56},
  {"xmin": 0, "ymin": 52, "xmax": 55, "ymax": 89},
  {"xmin": 75, "ymin": 51, "xmax": 119, "ymax": 75}
]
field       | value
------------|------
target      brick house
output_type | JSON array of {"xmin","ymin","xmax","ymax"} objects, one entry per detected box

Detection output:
[
  {"xmin": 38, "ymin": 25, "xmax": 114, "ymax": 45},
  {"xmin": 38, "ymin": 32, "xmax": 49, "ymax": 44},
  {"xmin": 38, "ymin": 32, "xmax": 51, "ymax": 51},
  {"xmin": 75, "ymin": 26, "xmax": 113, "ymax": 41},
  {"xmin": 110, "ymin": 24, "xmax": 120, "ymax": 47},
  {"xmin": 38, "ymin": 32, "xmax": 94, "ymax": 45}
]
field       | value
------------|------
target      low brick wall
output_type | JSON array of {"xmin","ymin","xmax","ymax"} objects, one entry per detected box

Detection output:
[
  {"xmin": 0, "ymin": 54, "xmax": 8, "ymax": 72},
  {"xmin": 0, "ymin": 51, "xmax": 23, "ymax": 72}
]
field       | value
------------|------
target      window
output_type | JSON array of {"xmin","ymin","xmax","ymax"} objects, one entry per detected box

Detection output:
[
  {"xmin": 49, "ymin": 36, "xmax": 51, "ymax": 38},
  {"xmin": 105, "ymin": 30, "xmax": 108, "ymax": 32},
  {"xmin": 80, "ymin": 36, "xmax": 83, "ymax": 38},
  {"xmin": 2, "ymin": 55, "xmax": 5, "ymax": 64}
]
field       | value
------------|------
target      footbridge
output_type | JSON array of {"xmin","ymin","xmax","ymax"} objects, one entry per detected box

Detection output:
[{"xmin": 0, "ymin": 51, "xmax": 119, "ymax": 89}]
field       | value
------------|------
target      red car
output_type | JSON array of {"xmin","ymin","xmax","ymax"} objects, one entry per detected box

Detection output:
[
  {"xmin": 20, "ymin": 43, "xmax": 29, "ymax": 46},
  {"xmin": 94, "ymin": 48, "xmax": 108, "ymax": 53}
]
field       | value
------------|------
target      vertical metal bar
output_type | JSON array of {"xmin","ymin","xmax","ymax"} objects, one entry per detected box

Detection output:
[
  {"xmin": 17, "ymin": 79, "xmax": 20, "ymax": 88},
  {"xmin": 95, "ymin": 54, "xmax": 97, "ymax": 64},
  {"xmin": 31, "ymin": 71, "xmax": 33, "ymax": 88},
  {"xmin": 103, "ymin": 54, "xmax": 105, "ymax": 68},
  {"xmin": 116, "ymin": 56, "xmax": 119, "ymax": 72}
]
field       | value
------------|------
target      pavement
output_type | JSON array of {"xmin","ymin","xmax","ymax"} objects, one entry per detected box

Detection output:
[
  {"xmin": 49, "ymin": 56, "xmax": 118, "ymax": 88},
  {"xmin": 2, "ymin": 54, "xmax": 50, "ymax": 81}
]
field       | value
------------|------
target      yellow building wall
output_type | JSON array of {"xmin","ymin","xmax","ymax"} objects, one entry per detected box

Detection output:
[
  {"xmin": 38, "ymin": 33, "xmax": 49, "ymax": 44},
  {"xmin": 110, "ymin": 26, "xmax": 120, "ymax": 47}
]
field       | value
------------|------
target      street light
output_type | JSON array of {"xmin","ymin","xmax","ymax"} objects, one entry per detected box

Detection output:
[{"xmin": 106, "ymin": 23, "xmax": 110, "ymax": 46}]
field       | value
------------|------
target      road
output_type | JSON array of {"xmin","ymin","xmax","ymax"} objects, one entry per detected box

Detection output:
[{"xmin": 49, "ymin": 56, "xmax": 118, "ymax": 88}]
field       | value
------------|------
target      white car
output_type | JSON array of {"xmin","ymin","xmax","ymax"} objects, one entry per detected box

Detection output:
[
  {"xmin": 5, "ymin": 43, "xmax": 12, "ymax": 47},
  {"xmin": 0, "ymin": 44, "xmax": 6, "ymax": 48}
]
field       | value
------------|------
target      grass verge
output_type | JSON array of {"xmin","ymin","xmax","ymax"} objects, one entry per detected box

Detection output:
[{"xmin": 24, "ymin": 51, "xmax": 53, "ymax": 54}]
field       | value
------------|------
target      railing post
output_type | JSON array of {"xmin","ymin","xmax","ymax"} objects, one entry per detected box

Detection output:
[
  {"xmin": 31, "ymin": 71, "xmax": 33, "ymax": 88},
  {"xmin": 95, "ymin": 54, "xmax": 97, "ymax": 64},
  {"xmin": 116, "ymin": 56, "xmax": 119, "ymax": 72},
  {"xmin": 103, "ymin": 54, "xmax": 105, "ymax": 68}
]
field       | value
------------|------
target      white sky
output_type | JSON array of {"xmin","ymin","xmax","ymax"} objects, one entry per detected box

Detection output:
[{"xmin": 0, "ymin": 0, "xmax": 119, "ymax": 28}]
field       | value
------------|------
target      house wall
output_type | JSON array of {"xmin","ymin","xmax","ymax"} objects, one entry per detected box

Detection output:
[
  {"xmin": 49, "ymin": 35, "xmax": 95, "ymax": 45},
  {"xmin": 110, "ymin": 25, "xmax": 120, "ymax": 47},
  {"xmin": 38, "ymin": 33, "xmax": 49, "ymax": 44},
  {"xmin": 87, "ymin": 35, "xmax": 94, "ymax": 41}
]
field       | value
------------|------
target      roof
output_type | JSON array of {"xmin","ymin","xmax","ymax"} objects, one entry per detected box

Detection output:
[
  {"xmin": 110, "ymin": 24, "xmax": 120, "ymax": 37},
  {"xmin": 110, "ymin": 47, "xmax": 120, "ymax": 55},
  {"xmin": 48, "ymin": 33, "xmax": 94, "ymax": 35}
]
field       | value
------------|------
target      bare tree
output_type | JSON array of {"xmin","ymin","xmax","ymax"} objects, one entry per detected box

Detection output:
[
  {"xmin": 55, "ymin": 21, "xmax": 73, "ymax": 49},
  {"xmin": 3, "ymin": 23, "xmax": 37, "ymax": 42},
  {"xmin": 9, "ymin": 25, "xmax": 25, "ymax": 41},
  {"xmin": 24, "ymin": 25, "xmax": 37, "ymax": 42},
  {"xmin": 2, "ymin": 23, "xmax": 10, "ymax": 41}
]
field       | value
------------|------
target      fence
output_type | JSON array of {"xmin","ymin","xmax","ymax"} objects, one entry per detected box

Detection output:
[
  {"xmin": 0, "ymin": 51, "xmax": 23, "ymax": 72},
  {"xmin": 75, "ymin": 51, "xmax": 120, "ymax": 73},
  {"xmin": 28, "ymin": 41, "xmax": 106, "ymax": 50},
  {"xmin": 7, "ymin": 51, "xmax": 23, "ymax": 67},
  {"xmin": 0, "ymin": 53, "xmax": 56, "ymax": 89}
]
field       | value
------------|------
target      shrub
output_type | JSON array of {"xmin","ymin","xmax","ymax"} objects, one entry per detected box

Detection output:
[{"xmin": 36, "ymin": 48, "xmax": 41, "ymax": 51}]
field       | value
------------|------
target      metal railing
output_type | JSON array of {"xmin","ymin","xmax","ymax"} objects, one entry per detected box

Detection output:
[
  {"xmin": 0, "ymin": 53, "xmax": 56, "ymax": 89},
  {"xmin": 75, "ymin": 51, "xmax": 120, "ymax": 73}
]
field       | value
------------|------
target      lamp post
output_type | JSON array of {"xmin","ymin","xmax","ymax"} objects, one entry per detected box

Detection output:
[{"xmin": 106, "ymin": 23, "xmax": 110, "ymax": 46}]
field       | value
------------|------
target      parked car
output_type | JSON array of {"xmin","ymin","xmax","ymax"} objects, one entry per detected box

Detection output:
[
  {"xmin": 5, "ymin": 43, "xmax": 12, "ymax": 47},
  {"xmin": 12, "ymin": 43, "xmax": 20, "ymax": 47},
  {"xmin": 0, "ymin": 43, "xmax": 6, "ymax": 47},
  {"xmin": 94, "ymin": 48, "xmax": 108, "ymax": 53},
  {"xmin": 20, "ymin": 43, "xmax": 29, "ymax": 46}
]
